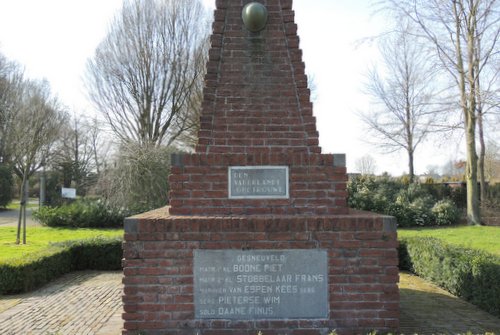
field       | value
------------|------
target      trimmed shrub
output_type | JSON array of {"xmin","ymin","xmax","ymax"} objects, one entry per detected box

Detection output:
[
  {"xmin": 0, "ymin": 237, "xmax": 122, "ymax": 294},
  {"xmin": 394, "ymin": 185, "xmax": 435, "ymax": 226},
  {"xmin": 348, "ymin": 175, "xmax": 463, "ymax": 227},
  {"xmin": 0, "ymin": 248, "xmax": 72, "ymax": 294},
  {"xmin": 432, "ymin": 199, "xmax": 460, "ymax": 225},
  {"xmin": 399, "ymin": 237, "xmax": 500, "ymax": 317},
  {"xmin": 55, "ymin": 237, "xmax": 123, "ymax": 270},
  {"xmin": 0, "ymin": 164, "xmax": 14, "ymax": 208},
  {"xmin": 348, "ymin": 175, "xmax": 398, "ymax": 213},
  {"xmin": 33, "ymin": 199, "xmax": 128, "ymax": 228}
]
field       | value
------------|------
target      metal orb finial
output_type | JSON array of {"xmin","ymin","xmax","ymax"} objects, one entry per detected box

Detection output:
[{"xmin": 242, "ymin": 2, "xmax": 268, "ymax": 32}]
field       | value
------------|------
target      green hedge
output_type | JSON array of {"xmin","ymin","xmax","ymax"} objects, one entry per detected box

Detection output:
[
  {"xmin": 348, "ymin": 175, "xmax": 461, "ymax": 227},
  {"xmin": 399, "ymin": 237, "xmax": 500, "ymax": 317},
  {"xmin": 33, "ymin": 200, "xmax": 128, "ymax": 228},
  {"xmin": 0, "ymin": 237, "xmax": 122, "ymax": 295},
  {"xmin": 53, "ymin": 238, "xmax": 123, "ymax": 271}
]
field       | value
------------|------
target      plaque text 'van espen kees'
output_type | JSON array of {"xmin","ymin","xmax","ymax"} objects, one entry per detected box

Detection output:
[
  {"xmin": 228, "ymin": 166, "xmax": 289, "ymax": 199},
  {"xmin": 194, "ymin": 250, "xmax": 328, "ymax": 319}
]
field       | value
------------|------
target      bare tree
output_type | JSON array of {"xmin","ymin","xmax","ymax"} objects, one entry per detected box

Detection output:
[
  {"xmin": 476, "ymin": 51, "xmax": 500, "ymax": 201},
  {"xmin": 165, "ymin": 38, "xmax": 209, "ymax": 151},
  {"xmin": 97, "ymin": 143, "xmax": 174, "ymax": 211},
  {"xmin": 85, "ymin": 0, "xmax": 209, "ymax": 147},
  {"xmin": 10, "ymin": 79, "xmax": 65, "ymax": 244},
  {"xmin": 88, "ymin": 116, "xmax": 112, "ymax": 176},
  {"xmin": 0, "ymin": 54, "xmax": 24, "ymax": 164},
  {"xmin": 484, "ymin": 140, "xmax": 500, "ymax": 182},
  {"xmin": 53, "ymin": 116, "xmax": 90, "ymax": 188},
  {"xmin": 51, "ymin": 115, "xmax": 110, "ymax": 196},
  {"xmin": 355, "ymin": 155, "xmax": 377, "ymax": 175},
  {"xmin": 308, "ymin": 73, "xmax": 319, "ymax": 104},
  {"xmin": 378, "ymin": 0, "xmax": 500, "ymax": 224},
  {"xmin": 361, "ymin": 22, "xmax": 442, "ymax": 182}
]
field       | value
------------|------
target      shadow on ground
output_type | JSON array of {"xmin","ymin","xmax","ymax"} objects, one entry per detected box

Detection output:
[
  {"xmin": 1, "ymin": 271, "xmax": 499, "ymax": 334},
  {"xmin": 399, "ymin": 273, "xmax": 500, "ymax": 334}
]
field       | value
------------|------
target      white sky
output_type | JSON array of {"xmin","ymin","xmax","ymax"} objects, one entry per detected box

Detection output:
[{"xmin": 0, "ymin": 0, "xmax": 465, "ymax": 175}]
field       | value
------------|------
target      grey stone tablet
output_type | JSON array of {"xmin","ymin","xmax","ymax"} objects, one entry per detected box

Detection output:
[
  {"xmin": 194, "ymin": 249, "xmax": 328, "ymax": 319},
  {"xmin": 228, "ymin": 166, "xmax": 289, "ymax": 199}
]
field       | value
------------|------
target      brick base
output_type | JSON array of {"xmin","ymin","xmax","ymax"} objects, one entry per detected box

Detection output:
[{"xmin": 122, "ymin": 208, "xmax": 399, "ymax": 335}]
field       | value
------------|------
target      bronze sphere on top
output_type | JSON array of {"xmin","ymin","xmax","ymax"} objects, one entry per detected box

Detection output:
[{"xmin": 242, "ymin": 2, "xmax": 268, "ymax": 32}]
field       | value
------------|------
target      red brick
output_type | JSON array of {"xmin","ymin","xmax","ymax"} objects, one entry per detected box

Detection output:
[
  {"xmin": 123, "ymin": 321, "xmax": 139, "ymax": 330},
  {"xmin": 122, "ymin": 313, "xmax": 142, "ymax": 321},
  {"xmin": 292, "ymin": 330, "xmax": 322, "ymax": 335},
  {"xmin": 122, "ymin": 1, "xmax": 399, "ymax": 333}
]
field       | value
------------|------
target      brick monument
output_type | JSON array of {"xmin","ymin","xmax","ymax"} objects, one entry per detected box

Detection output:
[{"xmin": 122, "ymin": 1, "xmax": 399, "ymax": 334}]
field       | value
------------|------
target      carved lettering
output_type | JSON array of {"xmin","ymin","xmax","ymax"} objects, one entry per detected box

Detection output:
[
  {"xmin": 228, "ymin": 166, "xmax": 289, "ymax": 199},
  {"xmin": 194, "ymin": 250, "xmax": 328, "ymax": 319}
]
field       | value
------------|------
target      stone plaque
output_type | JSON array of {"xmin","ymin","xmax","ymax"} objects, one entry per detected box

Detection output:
[
  {"xmin": 228, "ymin": 166, "xmax": 289, "ymax": 199},
  {"xmin": 194, "ymin": 250, "xmax": 328, "ymax": 319}
]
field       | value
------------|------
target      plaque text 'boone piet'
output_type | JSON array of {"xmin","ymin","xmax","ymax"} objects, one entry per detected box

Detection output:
[{"xmin": 194, "ymin": 250, "xmax": 328, "ymax": 319}]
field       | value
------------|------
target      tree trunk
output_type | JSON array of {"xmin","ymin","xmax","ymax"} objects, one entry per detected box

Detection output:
[
  {"xmin": 465, "ymin": 107, "xmax": 481, "ymax": 225},
  {"xmin": 473, "ymin": 11, "xmax": 487, "ymax": 206},
  {"xmin": 15, "ymin": 194, "xmax": 22, "ymax": 245},
  {"xmin": 478, "ymin": 111, "xmax": 486, "ymax": 204},
  {"xmin": 22, "ymin": 179, "xmax": 28, "ymax": 244},
  {"xmin": 39, "ymin": 169, "xmax": 46, "ymax": 207},
  {"xmin": 408, "ymin": 149, "xmax": 415, "ymax": 183},
  {"xmin": 15, "ymin": 174, "xmax": 26, "ymax": 244},
  {"xmin": 453, "ymin": 2, "xmax": 481, "ymax": 225}
]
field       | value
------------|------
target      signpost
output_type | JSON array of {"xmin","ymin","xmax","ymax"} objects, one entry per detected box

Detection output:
[{"xmin": 61, "ymin": 188, "xmax": 76, "ymax": 199}]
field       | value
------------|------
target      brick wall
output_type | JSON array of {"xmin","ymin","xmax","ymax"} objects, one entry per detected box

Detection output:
[
  {"xmin": 169, "ymin": 152, "xmax": 348, "ymax": 216},
  {"xmin": 122, "ymin": 209, "xmax": 399, "ymax": 335},
  {"xmin": 197, "ymin": 0, "xmax": 319, "ymax": 155},
  {"xmin": 168, "ymin": 0, "xmax": 349, "ymax": 216},
  {"xmin": 122, "ymin": 0, "xmax": 400, "ymax": 333}
]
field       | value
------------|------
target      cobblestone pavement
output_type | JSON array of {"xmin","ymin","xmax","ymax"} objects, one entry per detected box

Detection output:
[
  {"xmin": 1, "ymin": 271, "xmax": 499, "ymax": 334},
  {"xmin": 400, "ymin": 272, "xmax": 500, "ymax": 334},
  {"xmin": 0, "ymin": 271, "xmax": 123, "ymax": 335}
]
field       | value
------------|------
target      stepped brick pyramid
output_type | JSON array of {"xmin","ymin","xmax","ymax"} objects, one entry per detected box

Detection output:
[
  {"xmin": 168, "ymin": 0, "xmax": 347, "ymax": 216},
  {"xmin": 122, "ymin": 1, "xmax": 400, "ymax": 334}
]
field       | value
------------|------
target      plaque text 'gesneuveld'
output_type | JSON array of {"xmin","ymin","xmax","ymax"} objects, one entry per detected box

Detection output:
[{"xmin": 194, "ymin": 250, "xmax": 328, "ymax": 319}]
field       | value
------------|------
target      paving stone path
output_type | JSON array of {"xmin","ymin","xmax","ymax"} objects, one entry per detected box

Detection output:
[
  {"xmin": 0, "ymin": 271, "xmax": 499, "ymax": 334},
  {"xmin": 399, "ymin": 272, "xmax": 500, "ymax": 334},
  {"xmin": 0, "ymin": 271, "xmax": 122, "ymax": 335}
]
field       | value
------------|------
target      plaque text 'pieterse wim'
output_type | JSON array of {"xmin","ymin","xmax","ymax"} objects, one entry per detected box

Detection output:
[{"xmin": 194, "ymin": 250, "xmax": 328, "ymax": 319}]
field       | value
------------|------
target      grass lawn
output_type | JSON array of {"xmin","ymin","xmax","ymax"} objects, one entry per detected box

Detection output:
[
  {"xmin": 0, "ymin": 226, "xmax": 123, "ymax": 262},
  {"xmin": 398, "ymin": 225, "xmax": 500, "ymax": 256}
]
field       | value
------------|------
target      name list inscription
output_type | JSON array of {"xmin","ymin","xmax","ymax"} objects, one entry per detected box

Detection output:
[
  {"xmin": 228, "ymin": 166, "xmax": 289, "ymax": 199},
  {"xmin": 194, "ymin": 250, "xmax": 328, "ymax": 319}
]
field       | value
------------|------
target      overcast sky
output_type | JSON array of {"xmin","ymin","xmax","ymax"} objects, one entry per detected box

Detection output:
[{"xmin": 0, "ymin": 0, "xmax": 468, "ymax": 175}]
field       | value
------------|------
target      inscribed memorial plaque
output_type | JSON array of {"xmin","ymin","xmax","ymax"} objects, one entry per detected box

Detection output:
[
  {"xmin": 194, "ymin": 249, "xmax": 328, "ymax": 319},
  {"xmin": 228, "ymin": 166, "xmax": 289, "ymax": 199}
]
